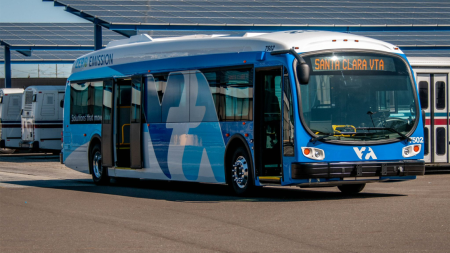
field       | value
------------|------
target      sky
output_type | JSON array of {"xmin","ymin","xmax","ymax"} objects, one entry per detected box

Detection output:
[
  {"xmin": 0, "ymin": 0, "xmax": 88, "ymax": 78},
  {"xmin": 0, "ymin": 0, "xmax": 88, "ymax": 23}
]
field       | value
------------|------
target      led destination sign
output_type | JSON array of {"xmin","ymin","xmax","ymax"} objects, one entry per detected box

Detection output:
[{"xmin": 311, "ymin": 56, "xmax": 395, "ymax": 72}]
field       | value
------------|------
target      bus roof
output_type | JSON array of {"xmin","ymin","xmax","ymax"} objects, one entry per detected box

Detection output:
[
  {"xmin": 0, "ymin": 88, "xmax": 24, "ymax": 95},
  {"xmin": 24, "ymin": 86, "xmax": 66, "ymax": 92},
  {"xmin": 71, "ymin": 30, "xmax": 401, "ymax": 74},
  {"xmin": 408, "ymin": 57, "xmax": 450, "ymax": 67}
]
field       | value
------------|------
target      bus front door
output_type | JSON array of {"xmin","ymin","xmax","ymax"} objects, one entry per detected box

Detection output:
[{"xmin": 255, "ymin": 67, "xmax": 283, "ymax": 182}]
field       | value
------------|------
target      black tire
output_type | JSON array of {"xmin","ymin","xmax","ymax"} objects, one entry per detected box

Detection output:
[
  {"xmin": 228, "ymin": 147, "xmax": 254, "ymax": 195},
  {"xmin": 90, "ymin": 143, "xmax": 109, "ymax": 185},
  {"xmin": 0, "ymin": 148, "xmax": 15, "ymax": 154},
  {"xmin": 337, "ymin": 183, "xmax": 366, "ymax": 194}
]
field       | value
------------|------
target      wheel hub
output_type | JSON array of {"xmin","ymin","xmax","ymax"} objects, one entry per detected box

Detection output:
[
  {"xmin": 232, "ymin": 156, "xmax": 248, "ymax": 188},
  {"xmin": 93, "ymin": 152, "xmax": 102, "ymax": 178}
]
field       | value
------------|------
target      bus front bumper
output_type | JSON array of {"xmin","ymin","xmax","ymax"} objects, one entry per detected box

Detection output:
[{"xmin": 291, "ymin": 160, "xmax": 425, "ymax": 179}]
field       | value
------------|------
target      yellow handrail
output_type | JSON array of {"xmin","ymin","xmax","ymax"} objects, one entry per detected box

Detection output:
[{"xmin": 121, "ymin": 124, "xmax": 130, "ymax": 145}]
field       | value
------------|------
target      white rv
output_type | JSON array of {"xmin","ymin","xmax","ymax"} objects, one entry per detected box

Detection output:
[
  {"xmin": 0, "ymin": 88, "xmax": 24, "ymax": 149},
  {"xmin": 20, "ymin": 86, "xmax": 65, "ymax": 152}
]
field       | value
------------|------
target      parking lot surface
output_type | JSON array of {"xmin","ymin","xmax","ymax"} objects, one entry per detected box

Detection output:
[{"xmin": 1, "ymin": 154, "xmax": 449, "ymax": 253}]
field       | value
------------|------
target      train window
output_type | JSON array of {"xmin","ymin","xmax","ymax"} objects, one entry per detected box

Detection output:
[
  {"xmin": 424, "ymin": 128, "xmax": 429, "ymax": 155},
  {"xmin": 436, "ymin": 127, "xmax": 446, "ymax": 155},
  {"xmin": 419, "ymin": 81, "xmax": 428, "ymax": 109},
  {"xmin": 436, "ymin": 81, "xmax": 445, "ymax": 109}
]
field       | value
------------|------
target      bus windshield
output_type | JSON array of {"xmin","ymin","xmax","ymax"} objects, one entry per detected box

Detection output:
[{"xmin": 300, "ymin": 52, "xmax": 418, "ymax": 142}]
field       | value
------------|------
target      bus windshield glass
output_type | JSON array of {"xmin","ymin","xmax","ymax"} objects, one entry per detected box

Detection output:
[{"xmin": 300, "ymin": 52, "xmax": 418, "ymax": 142}]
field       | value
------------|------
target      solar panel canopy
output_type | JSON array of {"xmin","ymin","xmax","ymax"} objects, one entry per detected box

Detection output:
[
  {"xmin": 0, "ymin": 49, "xmax": 92, "ymax": 62},
  {"xmin": 2, "ymin": 29, "xmax": 450, "ymax": 61},
  {"xmin": 0, "ymin": 23, "xmax": 124, "ymax": 47},
  {"xmin": 54, "ymin": 0, "xmax": 450, "ymax": 27}
]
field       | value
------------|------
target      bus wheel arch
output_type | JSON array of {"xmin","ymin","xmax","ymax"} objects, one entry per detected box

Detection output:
[
  {"xmin": 88, "ymin": 135, "xmax": 101, "ymax": 175},
  {"xmin": 224, "ymin": 134, "xmax": 254, "ymax": 195}
]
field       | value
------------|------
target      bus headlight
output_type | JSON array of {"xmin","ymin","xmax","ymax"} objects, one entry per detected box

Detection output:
[
  {"xmin": 301, "ymin": 147, "xmax": 325, "ymax": 160},
  {"xmin": 402, "ymin": 144, "xmax": 421, "ymax": 158}
]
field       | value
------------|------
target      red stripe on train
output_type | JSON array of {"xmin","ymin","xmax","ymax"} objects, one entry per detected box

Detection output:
[{"xmin": 425, "ymin": 119, "xmax": 449, "ymax": 126}]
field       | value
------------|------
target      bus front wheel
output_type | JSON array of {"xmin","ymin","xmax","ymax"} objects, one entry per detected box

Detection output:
[
  {"xmin": 90, "ymin": 143, "xmax": 109, "ymax": 185},
  {"xmin": 229, "ymin": 147, "xmax": 254, "ymax": 195},
  {"xmin": 337, "ymin": 183, "xmax": 365, "ymax": 194}
]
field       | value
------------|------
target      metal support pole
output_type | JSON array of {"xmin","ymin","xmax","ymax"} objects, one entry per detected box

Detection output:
[
  {"xmin": 4, "ymin": 46, "xmax": 11, "ymax": 88},
  {"xmin": 94, "ymin": 23, "xmax": 102, "ymax": 51}
]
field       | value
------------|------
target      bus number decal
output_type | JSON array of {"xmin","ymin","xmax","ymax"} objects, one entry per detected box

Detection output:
[
  {"xmin": 265, "ymin": 45, "xmax": 275, "ymax": 52},
  {"xmin": 410, "ymin": 137, "xmax": 424, "ymax": 143}
]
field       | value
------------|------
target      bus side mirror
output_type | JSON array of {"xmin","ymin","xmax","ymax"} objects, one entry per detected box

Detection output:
[
  {"xmin": 297, "ymin": 62, "xmax": 310, "ymax": 85},
  {"xmin": 60, "ymin": 100, "xmax": 64, "ymax": 108}
]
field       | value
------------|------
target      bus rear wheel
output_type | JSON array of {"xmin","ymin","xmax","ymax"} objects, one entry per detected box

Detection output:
[
  {"xmin": 90, "ymin": 143, "xmax": 109, "ymax": 185},
  {"xmin": 337, "ymin": 183, "xmax": 366, "ymax": 194},
  {"xmin": 229, "ymin": 147, "xmax": 253, "ymax": 195}
]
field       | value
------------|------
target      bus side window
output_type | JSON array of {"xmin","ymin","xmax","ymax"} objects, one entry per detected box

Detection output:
[
  {"xmin": 283, "ymin": 75, "xmax": 294, "ymax": 156},
  {"xmin": 203, "ymin": 67, "xmax": 253, "ymax": 121},
  {"xmin": 88, "ymin": 81, "xmax": 103, "ymax": 121},
  {"xmin": 41, "ymin": 93, "xmax": 55, "ymax": 116},
  {"xmin": 162, "ymin": 72, "xmax": 189, "ymax": 123},
  {"xmin": 7, "ymin": 95, "xmax": 21, "ymax": 116},
  {"xmin": 70, "ymin": 81, "xmax": 103, "ymax": 123},
  {"xmin": 436, "ymin": 81, "xmax": 446, "ymax": 109},
  {"xmin": 145, "ymin": 74, "xmax": 166, "ymax": 123},
  {"xmin": 419, "ymin": 81, "xmax": 428, "ymax": 109}
]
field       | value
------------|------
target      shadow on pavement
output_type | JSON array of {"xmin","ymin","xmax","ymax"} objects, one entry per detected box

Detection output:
[
  {"xmin": 0, "ymin": 154, "xmax": 59, "ymax": 162},
  {"xmin": 0, "ymin": 177, "xmax": 406, "ymax": 203}
]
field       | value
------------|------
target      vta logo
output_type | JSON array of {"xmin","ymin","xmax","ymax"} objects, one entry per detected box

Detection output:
[{"xmin": 353, "ymin": 147, "xmax": 377, "ymax": 160}]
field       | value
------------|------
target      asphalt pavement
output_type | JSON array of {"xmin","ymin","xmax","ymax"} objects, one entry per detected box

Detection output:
[{"xmin": 1, "ymin": 154, "xmax": 449, "ymax": 253}]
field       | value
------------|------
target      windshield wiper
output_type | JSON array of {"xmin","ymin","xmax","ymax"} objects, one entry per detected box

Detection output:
[
  {"xmin": 356, "ymin": 127, "xmax": 411, "ymax": 141},
  {"xmin": 310, "ymin": 133, "xmax": 334, "ymax": 143}
]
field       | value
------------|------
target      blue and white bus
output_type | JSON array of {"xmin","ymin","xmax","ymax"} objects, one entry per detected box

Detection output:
[{"xmin": 63, "ymin": 31, "xmax": 425, "ymax": 194}]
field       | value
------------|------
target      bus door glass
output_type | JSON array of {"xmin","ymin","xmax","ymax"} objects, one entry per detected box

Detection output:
[
  {"xmin": 417, "ymin": 73, "xmax": 448, "ymax": 163},
  {"xmin": 101, "ymin": 79, "xmax": 114, "ymax": 167},
  {"xmin": 282, "ymin": 69, "xmax": 295, "ymax": 157},
  {"xmin": 255, "ymin": 67, "xmax": 283, "ymax": 178},
  {"xmin": 115, "ymin": 78, "xmax": 132, "ymax": 168},
  {"xmin": 434, "ymin": 74, "xmax": 448, "ymax": 163},
  {"xmin": 417, "ymin": 74, "xmax": 431, "ymax": 163},
  {"xmin": 130, "ymin": 76, "xmax": 143, "ymax": 169}
]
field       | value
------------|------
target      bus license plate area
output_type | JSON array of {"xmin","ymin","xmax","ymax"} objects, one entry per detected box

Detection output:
[{"xmin": 291, "ymin": 160, "xmax": 425, "ymax": 179}]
